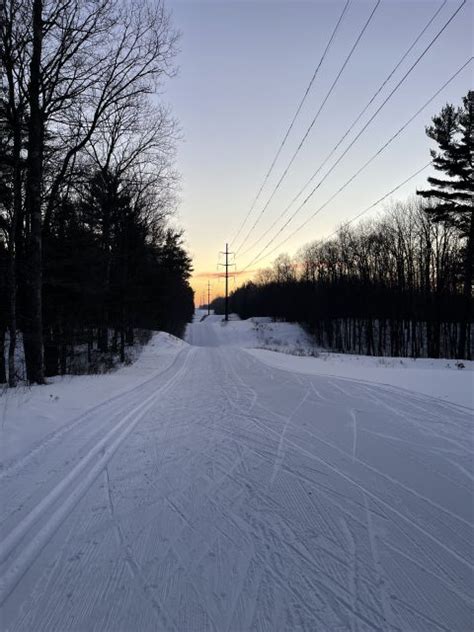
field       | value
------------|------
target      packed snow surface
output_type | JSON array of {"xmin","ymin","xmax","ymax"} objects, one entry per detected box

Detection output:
[
  {"xmin": 1, "ymin": 314, "xmax": 472, "ymax": 631},
  {"xmin": 247, "ymin": 349, "xmax": 474, "ymax": 409},
  {"xmin": 1, "ymin": 332, "xmax": 188, "ymax": 465}
]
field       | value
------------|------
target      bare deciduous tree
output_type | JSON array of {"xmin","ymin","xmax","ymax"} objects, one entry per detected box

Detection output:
[{"xmin": 1, "ymin": 0, "xmax": 180, "ymax": 383}]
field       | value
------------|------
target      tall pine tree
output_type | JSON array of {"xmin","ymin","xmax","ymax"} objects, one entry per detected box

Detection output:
[{"xmin": 418, "ymin": 91, "xmax": 473, "ymax": 359}]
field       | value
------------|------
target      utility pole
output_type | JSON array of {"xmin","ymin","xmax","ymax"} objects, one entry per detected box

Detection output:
[
  {"xmin": 218, "ymin": 243, "xmax": 235, "ymax": 322},
  {"xmin": 207, "ymin": 280, "xmax": 211, "ymax": 316}
]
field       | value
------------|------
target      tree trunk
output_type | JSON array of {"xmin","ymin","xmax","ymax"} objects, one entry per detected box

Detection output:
[
  {"xmin": 366, "ymin": 318, "xmax": 375, "ymax": 356},
  {"xmin": 44, "ymin": 325, "xmax": 59, "ymax": 377},
  {"xmin": 7, "ymin": 126, "xmax": 22, "ymax": 387},
  {"xmin": 98, "ymin": 326, "xmax": 109, "ymax": 352},
  {"xmin": 23, "ymin": 0, "xmax": 45, "ymax": 384},
  {"xmin": 120, "ymin": 327, "xmax": 125, "ymax": 363},
  {"xmin": 458, "ymin": 208, "xmax": 474, "ymax": 359},
  {"xmin": 87, "ymin": 328, "xmax": 93, "ymax": 365},
  {"xmin": 0, "ymin": 329, "xmax": 7, "ymax": 384},
  {"xmin": 59, "ymin": 332, "xmax": 67, "ymax": 375}
]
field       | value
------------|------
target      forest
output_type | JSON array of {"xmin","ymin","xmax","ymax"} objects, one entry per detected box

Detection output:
[
  {"xmin": 226, "ymin": 93, "xmax": 473, "ymax": 360},
  {"xmin": 0, "ymin": 0, "xmax": 194, "ymax": 386}
]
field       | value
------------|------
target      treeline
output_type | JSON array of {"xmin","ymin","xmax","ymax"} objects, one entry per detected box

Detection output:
[
  {"xmin": 229, "ymin": 93, "xmax": 473, "ymax": 360},
  {"xmin": 0, "ymin": 0, "xmax": 194, "ymax": 386},
  {"xmin": 230, "ymin": 200, "xmax": 471, "ymax": 359}
]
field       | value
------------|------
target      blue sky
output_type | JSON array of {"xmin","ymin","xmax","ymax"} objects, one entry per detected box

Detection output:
[{"xmin": 163, "ymin": 0, "xmax": 473, "ymax": 300}]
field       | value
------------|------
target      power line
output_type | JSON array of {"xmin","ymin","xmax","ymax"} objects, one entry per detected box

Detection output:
[
  {"xmin": 229, "ymin": 0, "xmax": 351, "ymax": 249},
  {"xmin": 242, "ymin": 55, "xmax": 472, "ymax": 264},
  {"xmin": 234, "ymin": 0, "xmax": 381, "ymax": 254},
  {"xmin": 325, "ymin": 164, "xmax": 434, "ymax": 239},
  {"xmin": 218, "ymin": 244, "xmax": 235, "ymax": 321},
  {"xmin": 243, "ymin": 162, "xmax": 433, "ymax": 271},
  {"xmin": 239, "ymin": 0, "xmax": 449, "ymax": 258},
  {"xmin": 240, "ymin": 2, "xmax": 468, "ymax": 267},
  {"xmin": 207, "ymin": 280, "xmax": 211, "ymax": 316}
]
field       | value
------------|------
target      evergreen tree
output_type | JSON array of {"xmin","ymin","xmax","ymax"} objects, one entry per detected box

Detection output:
[{"xmin": 417, "ymin": 91, "xmax": 473, "ymax": 359}]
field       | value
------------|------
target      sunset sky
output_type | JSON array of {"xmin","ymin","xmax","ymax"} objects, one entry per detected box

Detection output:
[{"xmin": 165, "ymin": 0, "xmax": 473, "ymax": 304}]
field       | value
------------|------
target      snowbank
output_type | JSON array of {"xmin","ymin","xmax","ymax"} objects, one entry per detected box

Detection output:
[
  {"xmin": 246, "ymin": 347, "xmax": 474, "ymax": 409},
  {"xmin": 186, "ymin": 316, "xmax": 312, "ymax": 349},
  {"xmin": 0, "ymin": 332, "xmax": 188, "ymax": 465},
  {"xmin": 196, "ymin": 317, "xmax": 472, "ymax": 408}
]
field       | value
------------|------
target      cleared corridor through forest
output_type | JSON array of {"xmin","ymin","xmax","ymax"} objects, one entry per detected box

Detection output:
[{"xmin": 1, "ymin": 317, "xmax": 472, "ymax": 631}]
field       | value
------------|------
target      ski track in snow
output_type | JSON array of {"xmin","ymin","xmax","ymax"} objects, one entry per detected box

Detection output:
[{"xmin": 1, "ymin": 317, "xmax": 473, "ymax": 631}]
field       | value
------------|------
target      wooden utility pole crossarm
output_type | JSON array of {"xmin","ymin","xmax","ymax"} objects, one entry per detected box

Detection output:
[
  {"xmin": 207, "ymin": 280, "xmax": 211, "ymax": 316},
  {"xmin": 218, "ymin": 243, "xmax": 235, "ymax": 322}
]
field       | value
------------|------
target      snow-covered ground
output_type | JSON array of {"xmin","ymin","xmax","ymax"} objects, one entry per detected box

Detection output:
[
  {"xmin": 1, "ymin": 332, "xmax": 187, "ymax": 467},
  {"xmin": 186, "ymin": 313, "xmax": 313, "ymax": 350},
  {"xmin": 192, "ymin": 314, "xmax": 473, "ymax": 408},
  {"xmin": 1, "ymin": 315, "xmax": 473, "ymax": 631},
  {"xmin": 248, "ymin": 348, "xmax": 474, "ymax": 409}
]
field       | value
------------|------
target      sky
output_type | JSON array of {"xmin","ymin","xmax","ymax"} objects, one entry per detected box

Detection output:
[{"xmin": 163, "ymin": 0, "xmax": 473, "ymax": 304}]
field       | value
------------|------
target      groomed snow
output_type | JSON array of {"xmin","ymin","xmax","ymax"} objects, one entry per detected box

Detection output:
[
  {"xmin": 186, "ymin": 313, "xmax": 313, "ymax": 350},
  {"xmin": 1, "ymin": 315, "xmax": 472, "ymax": 631},
  {"xmin": 1, "ymin": 332, "xmax": 188, "ymax": 466},
  {"xmin": 247, "ymin": 348, "xmax": 474, "ymax": 410},
  {"xmin": 192, "ymin": 314, "xmax": 473, "ymax": 409}
]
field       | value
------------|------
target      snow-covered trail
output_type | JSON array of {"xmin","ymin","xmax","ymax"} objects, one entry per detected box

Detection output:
[{"xmin": 1, "ymin": 319, "xmax": 472, "ymax": 631}]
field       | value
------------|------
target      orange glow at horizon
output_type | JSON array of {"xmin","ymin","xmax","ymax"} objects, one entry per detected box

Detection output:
[{"xmin": 191, "ymin": 269, "xmax": 258, "ymax": 305}]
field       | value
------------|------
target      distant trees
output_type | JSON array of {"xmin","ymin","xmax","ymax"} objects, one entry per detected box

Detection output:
[
  {"xmin": 209, "ymin": 296, "xmax": 225, "ymax": 315},
  {"xmin": 0, "ymin": 0, "xmax": 194, "ymax": 385},
  {"xmin": 230, "ymin": 199, "xmax": 471, "ymax": 359},
  {"xmin": 231, "ymin": 93, "xmax": 472, "ymax": 360},
  {"xmin": 417, "ymin": 91, "xmax": 473, "ymax": 358},
  {"xmin": 39, "ymin": 166, "xmax": 193, "ymax": 378}
]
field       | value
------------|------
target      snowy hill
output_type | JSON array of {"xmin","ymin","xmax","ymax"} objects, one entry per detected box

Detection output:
[{"xmin": 185, "ymin": 315, "xmax": 313, "ymax": 350}]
